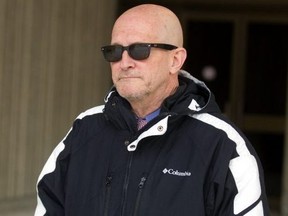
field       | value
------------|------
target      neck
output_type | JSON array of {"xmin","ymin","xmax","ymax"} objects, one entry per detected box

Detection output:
[{"xmin": 131, "ymin": 82, "xmax": 179, "ymax": 118}]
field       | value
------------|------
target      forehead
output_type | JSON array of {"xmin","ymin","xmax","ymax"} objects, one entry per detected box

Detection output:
[{"xmin": 111, "ymin": 14, "xmax": 163, "ymax": 44}]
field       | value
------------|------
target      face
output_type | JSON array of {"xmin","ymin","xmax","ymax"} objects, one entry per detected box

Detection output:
[{"xmin": 110, "ymin": 16, "xmax": 175, "ymax": 104}]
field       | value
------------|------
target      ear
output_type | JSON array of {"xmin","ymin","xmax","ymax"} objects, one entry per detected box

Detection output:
[{"xmin": 169, "ymin": 48, "xmax": 187, "ymax": 74}]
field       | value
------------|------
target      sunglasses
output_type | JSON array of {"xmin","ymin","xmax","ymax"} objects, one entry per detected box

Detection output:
[{"xmin": 101, "ymin": 43, "xmax": 178, "ymax": 62}]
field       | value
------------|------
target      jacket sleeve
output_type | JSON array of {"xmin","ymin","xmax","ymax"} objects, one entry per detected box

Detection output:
[
  {"xmin": 34, "ymin": 120, "xmax": 80, "ymax": 216},
  {"xmin": 206, "ymin": 136, "xmax": 270, "ymax": 216},
  {"xmin": 193, "ymin": 113, "xmax": 270, "ymax": 216},
  {"xmin": 34, "ymin": 143, "xmax": 66, "ymax": 215}
]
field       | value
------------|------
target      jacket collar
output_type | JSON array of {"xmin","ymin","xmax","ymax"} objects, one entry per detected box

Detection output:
[{"xmin": 103, "ymin": 70, "xmax": 220, "ymax": 131}]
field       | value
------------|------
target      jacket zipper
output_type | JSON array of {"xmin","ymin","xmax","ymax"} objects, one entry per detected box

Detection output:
[
  {"xmin": 133, "ymin": 175, "xmax": 147, "ymax": 216},
  {"xmin": 120, "ymin": 152, "xmax": 134, "ymax": 216},
  {"xmin": 104, "ymin": 175, "xmax": 112, "ymax": 216}
]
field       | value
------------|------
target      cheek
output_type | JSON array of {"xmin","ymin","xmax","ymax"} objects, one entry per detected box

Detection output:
[
  {"xmin": 111, "ymin": 73, "xmax": 117, "ymax": 85},
  {"xmin": 144, "ymin": 71, "xmax": 169, "ymax": 94},
  {"xmin": 146, "ymin": 61, "xmax": 170, "ymax": 83},
  {"xmin": 111, "ymin": 65, "xmax": 119, "ymax": 84}
]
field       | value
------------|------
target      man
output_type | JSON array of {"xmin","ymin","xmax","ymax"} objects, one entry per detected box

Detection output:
[{"xmin": 35, "ymin": 4, "xmax": 270, "ymax": 216}]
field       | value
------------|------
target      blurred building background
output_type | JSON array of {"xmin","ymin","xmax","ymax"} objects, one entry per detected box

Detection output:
[{"xmin": 0, "ymin": 0, "xmax": 287, "ymax": 215}]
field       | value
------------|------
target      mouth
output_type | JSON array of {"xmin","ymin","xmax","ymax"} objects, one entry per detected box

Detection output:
[{"xmin": 118, "ymin": 76, "xmax": 141, "ymax": 81}]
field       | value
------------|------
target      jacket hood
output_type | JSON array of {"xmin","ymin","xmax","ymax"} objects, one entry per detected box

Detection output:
[
  {"xmin": 103, "ymin": 70, "xmax": 221, "ymax": 130},
  {"xmin": 164, "ymin": 70, "xmax": 221, "ymax": 115}
]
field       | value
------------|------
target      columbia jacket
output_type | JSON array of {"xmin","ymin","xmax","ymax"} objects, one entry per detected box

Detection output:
[{"xmin": 35, "ymin": 70, "xmax": 270, "ymax": 216}]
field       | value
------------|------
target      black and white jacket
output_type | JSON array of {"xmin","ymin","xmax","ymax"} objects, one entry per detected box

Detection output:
[{"xmin": 35, "ymin": 70, "xmax": 270, "ymax": 216}]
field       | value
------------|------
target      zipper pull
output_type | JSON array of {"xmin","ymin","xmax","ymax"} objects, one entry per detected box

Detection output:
[
  {"xmin": 133, "ymin": 176, "xmax": 148, "ymax": 216},
  {"xmin": 106, "ymin": 176, "xmax": 112, "ymax": 186},
  {"xmin": 138, "ymin": 176, "xmax": 147, "ymax": 189},
  {"xmin": 104, "ymin": 176, "xmax": 112, "ymax": 216}
]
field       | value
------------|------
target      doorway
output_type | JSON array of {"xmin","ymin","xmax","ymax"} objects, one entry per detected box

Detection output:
[{"xmin": 183, "ymin": 14, "xmax": 288, "ymax": 213}]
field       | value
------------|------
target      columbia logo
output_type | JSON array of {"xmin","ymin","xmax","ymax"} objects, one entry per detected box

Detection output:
[{"xmin": 163, "ymin": 168, "xmax": 191, "ymax": 177}]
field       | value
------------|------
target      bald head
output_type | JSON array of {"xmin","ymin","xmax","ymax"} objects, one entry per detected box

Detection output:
[{"xmin": 111, "ymin": 4, "xmax": 184, "ymax": 47}]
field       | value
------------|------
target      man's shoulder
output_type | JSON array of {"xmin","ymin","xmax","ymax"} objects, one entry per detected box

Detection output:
[{"xmin": 76, "ymin": 105, "xmax": 105, "ymax": 120}]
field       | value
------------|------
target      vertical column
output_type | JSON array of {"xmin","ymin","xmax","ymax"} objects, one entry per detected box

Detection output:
[
  {"xmin": 281, "ymin": 65, "xmax": 288, "ymax": 216},
  {"xmin": 229, "ymin": 18, "xmax": 247, "ymax": 126}
]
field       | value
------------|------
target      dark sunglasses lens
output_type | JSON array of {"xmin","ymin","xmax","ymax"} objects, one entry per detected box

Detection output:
[
  {"xmin": 129, "ymin": 44, "xmax": 150, "ymax": 60},
  {"xmin": 102, "ymin": 45, "xmax": 122, "ymax": 62}
]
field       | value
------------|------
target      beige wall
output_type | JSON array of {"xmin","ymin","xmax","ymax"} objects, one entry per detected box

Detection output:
[{"xmin": 0, "ymin": 0, "xmax": 116, "ymax": 202}]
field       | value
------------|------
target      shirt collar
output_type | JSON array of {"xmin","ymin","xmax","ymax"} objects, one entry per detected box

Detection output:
[{"xmin": 142, "ymin": 108, "xmax": 161, "ymax": 123}]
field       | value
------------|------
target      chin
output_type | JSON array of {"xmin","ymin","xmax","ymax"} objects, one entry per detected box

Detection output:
[
  {"xmin": 119, "ymin": 91, "xmax": 147, "ymax": 102},
  {"xmin": 116, "ymin": 84, "xmax": 149, "ymax": 100}
]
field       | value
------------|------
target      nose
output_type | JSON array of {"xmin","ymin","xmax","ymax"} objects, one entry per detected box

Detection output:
[{"xmin": 119, "ymin": 50, "xmax": 135, "ymax": 70}]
